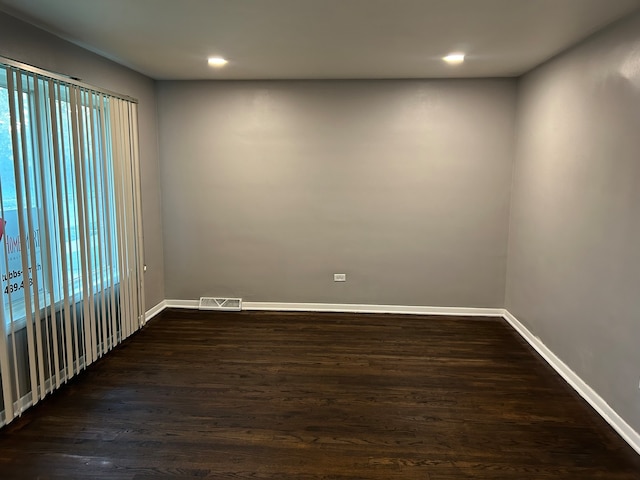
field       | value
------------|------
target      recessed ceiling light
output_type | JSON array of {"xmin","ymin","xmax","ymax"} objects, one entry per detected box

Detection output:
[
  {"xmin": 208, "ymin": 56, "xmax": 228, "ymax": 67},
  {"xmin": 443, "ymin": 53, "xmax": 465, "ymax": 64}
]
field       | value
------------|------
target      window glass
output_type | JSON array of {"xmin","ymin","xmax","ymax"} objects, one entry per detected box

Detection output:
[{"xmin": 0, "ymin": 72, "xmax": 118, "ymax": 327}]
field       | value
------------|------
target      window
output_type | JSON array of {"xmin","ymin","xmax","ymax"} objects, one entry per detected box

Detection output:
[
  {"xmin": 0, "ymin": 58, "xmax": 145, "ymax": 426},
  {"xmin": 0, "ymin": 73, "xmax": 119, "ymax": 326}
]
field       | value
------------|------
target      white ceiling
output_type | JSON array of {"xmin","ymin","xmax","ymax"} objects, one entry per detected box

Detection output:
[{"xmin": 1, "ymin": 0, "xmax": 639, "ymax": 80}]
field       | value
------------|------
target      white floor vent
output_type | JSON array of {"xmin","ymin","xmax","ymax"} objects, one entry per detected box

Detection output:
[{"xmin": 199, "ymin": 297, "xmax": 242, "ymax": 311}]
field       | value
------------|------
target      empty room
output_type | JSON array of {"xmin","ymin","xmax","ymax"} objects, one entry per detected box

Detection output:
[{"xmin": 0, "ymin": 0, "xmax": 639, "ymax": 478}]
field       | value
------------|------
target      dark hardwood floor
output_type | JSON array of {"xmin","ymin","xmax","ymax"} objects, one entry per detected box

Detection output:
[{"xmin": 0, "ymin": 309, "xmax": 639, "ymax": 479}]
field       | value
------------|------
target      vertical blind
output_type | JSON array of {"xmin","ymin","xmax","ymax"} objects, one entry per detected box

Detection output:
[{"xmin": 0, "ymin": 58, "xmax": 145, "ymax": 426}]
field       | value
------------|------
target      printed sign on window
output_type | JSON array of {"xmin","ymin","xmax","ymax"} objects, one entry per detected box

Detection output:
[{"xmin": 0, "ymin": 209, "xmax": 45, "ymax": 308}]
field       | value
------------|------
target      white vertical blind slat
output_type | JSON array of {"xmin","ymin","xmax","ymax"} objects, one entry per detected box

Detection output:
[
  {"xmin": 113, "ymin": 100, "xmax": 129, "ymax": 340},
  {"xmin": 39, "ymin": 78, "xmax": 61, "ymax": 390},
  {"xmin": 82, "ymin": 90, "xmax": 98, "ymax": 362},
  {"xmin": 111, "ymin": 100, "xmax": 128, "ymax": 341},
  {"xmin": 100, "ymin": 98, "xmax": 118, "ymax": 352},
  {"xmin": 9, "ymin": 71, "xmax": 40, "ymax": 405},
  {"xmin": 130, "ymin": 105, "xmax": 145, "ymax": 326},
  {"xmin": 66, "ymin": 86, "xmax": 82, "ymax": 376},
  {"xmin": 120, "ymin": 101, "xmax": 135, "ymax": 338},
  {"xmin": 127, "ymin": 104, "xmax": 138, "ymax": 330},
  {"xmin": 88, "ymin": 92, "xmax": 106, "ymax": 358},
  {"xmin": 29, "ymin": 75, "xmax": 50, "ymax": 395},
  {"xmin": 50, "ymin": 81, "xmax": 74, "ymax": 383}
]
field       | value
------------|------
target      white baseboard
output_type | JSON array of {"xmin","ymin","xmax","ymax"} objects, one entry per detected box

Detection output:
[
  {"xmin": 242, "ymin": 302, "xmax": 503, "ymax": 316},
  {"xmin": 163, "ymin": 299, "xmax": 503, "ymax": 317},
  {"xmin": 503, "ymin": 310, "xmax": 640, "ymax": 456},
  {"xmin": 165, "ymin": 299, "xmax": 199, "ymax": 309},
  {"xmin": 145, "ymin": 300, "xmax": 167, "ymax": 321}
]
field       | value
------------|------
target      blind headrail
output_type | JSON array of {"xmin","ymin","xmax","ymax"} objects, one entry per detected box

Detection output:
[{"xmin": 0, "ymin": 55, "xmax": 139, "ymax": 104}]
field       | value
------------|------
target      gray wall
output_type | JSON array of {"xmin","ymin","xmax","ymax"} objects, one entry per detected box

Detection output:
[
  {"xmin": 506, "ymin": 12, "xmax": 640, "ymax": 432},
  {"xmin": 158, "ymin": 79, "xmax": 516, "ymax": 306},
  {"xmin": 0, "ymin": 12, "xmax": 165, "ymax": 308}
]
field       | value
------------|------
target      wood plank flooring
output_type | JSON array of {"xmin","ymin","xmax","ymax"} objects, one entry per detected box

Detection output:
[{"xmin": 0, "ymin": 309, "xmax": 639, "ymax": 479}]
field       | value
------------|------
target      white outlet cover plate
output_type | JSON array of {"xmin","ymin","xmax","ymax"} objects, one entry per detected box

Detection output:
[{"xmin": 334, "ymin": 273, "xmax": 346, "ymax": 282}]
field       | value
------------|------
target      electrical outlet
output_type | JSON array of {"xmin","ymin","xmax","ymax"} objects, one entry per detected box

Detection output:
[{"xmin": 333, "ymin": 273, "xmax": 346, "ymax": 282}]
